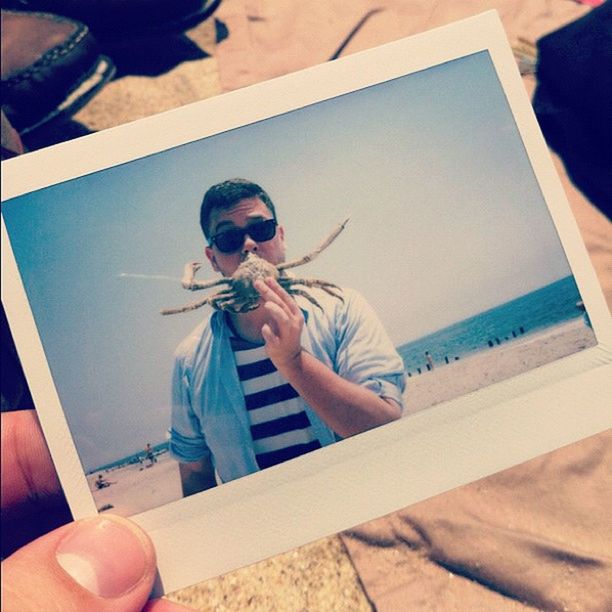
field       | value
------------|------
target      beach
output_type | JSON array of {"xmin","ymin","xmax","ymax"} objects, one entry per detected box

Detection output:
[
  {"xmin": 89, "ymin": 450, "xmax": 182, "ymax": 516},
  {"xmin": 402, "ymin": 317, "xmax": 597, "ymax": 415},
  {"xmin": 89, "ymin": 317, "xmax": 596, "ymax": 518}
]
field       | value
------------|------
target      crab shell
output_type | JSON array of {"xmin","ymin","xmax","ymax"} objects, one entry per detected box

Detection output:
[{"xmin": 229, "ymin": 252, "xmax": 281, "ymax": 311}]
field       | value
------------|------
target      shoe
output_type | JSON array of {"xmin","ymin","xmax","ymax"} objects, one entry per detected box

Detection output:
[
  {"xmin": 1, "ymin": 108, "xmax": 25, "ymax": 158},
  {"xmin": 1, "ymin": 9, "xmax": 115, "ymax": 134},
  {"xmin": 3, "ymin": 0, "xmax": 223, "ymax": 41}
]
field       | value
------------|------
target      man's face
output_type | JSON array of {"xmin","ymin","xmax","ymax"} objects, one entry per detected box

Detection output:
[{"xmin": 205, "ymin": 197, "xmax": 286, "ymax": 277}]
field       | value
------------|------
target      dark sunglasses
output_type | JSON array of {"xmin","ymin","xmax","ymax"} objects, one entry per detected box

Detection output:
[{"xmin": 210, "ymin": 218, "xmax": 278, "ymax": 253}]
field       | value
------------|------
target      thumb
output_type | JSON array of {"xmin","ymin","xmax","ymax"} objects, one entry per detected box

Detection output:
[{"xmin": 2, "ymin": 514, "xmax": 158, "ymax": 612}]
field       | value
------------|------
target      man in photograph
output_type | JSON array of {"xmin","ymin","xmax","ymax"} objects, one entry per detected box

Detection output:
[{"xmin": 169, "ymin": 178, "xmax": 406, "ymax": 495}]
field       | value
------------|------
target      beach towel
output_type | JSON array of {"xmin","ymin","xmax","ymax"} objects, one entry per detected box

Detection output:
[
  {"xmin": 214, "ymin": 0, "xmax": 590, "ymax": 92},
  {"xmin": 342, "ymin": 429, "xmax": 612, "ymax": 611}
]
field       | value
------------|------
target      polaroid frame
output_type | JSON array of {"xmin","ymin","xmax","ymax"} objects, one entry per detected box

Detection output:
[{"xmin": 2, "ymin": 11, "xmax": 611, "ymax": 595}]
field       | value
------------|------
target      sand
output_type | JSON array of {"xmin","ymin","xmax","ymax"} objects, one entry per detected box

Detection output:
[
  {"xmin": 74, "ymin": 18, "xmax": 221, "ymax": 131},
  {"xmin": 89, "ymin": 450, "xmax": 182, "ymax": 516},
  {"xmin": 168, "ymin": 536, "xmax": 373, "ymax": 612},
  {"xmin": 402, "ymin": 318, "xmax": 597, "ymax": 415}
]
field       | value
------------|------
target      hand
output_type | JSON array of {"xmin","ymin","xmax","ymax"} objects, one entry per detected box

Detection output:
[
  {"xmin": 254, "ymin": 277, "xmax": 304, "ymax": 371},
  {"xmin": 1, "ymin": 410, "xmax": 192, "ymax": 612}
]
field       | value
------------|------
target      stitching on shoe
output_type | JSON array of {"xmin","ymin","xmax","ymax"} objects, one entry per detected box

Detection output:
[
  {"xmin": 3, "ymin": 12, "xmax": 91, "ymax": 85},
  {"xmin": 17, "ymin": 54, "xmax": 114, "ymax": 134}
]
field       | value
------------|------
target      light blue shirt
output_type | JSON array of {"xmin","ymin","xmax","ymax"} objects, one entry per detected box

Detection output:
[{"xmin": 169, "ymin": 287, "xmax": 406, "ymax": 483}]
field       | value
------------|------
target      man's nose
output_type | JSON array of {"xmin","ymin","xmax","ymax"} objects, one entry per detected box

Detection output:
[{"xmin": 242, "ymin": 234, "xmax": 258, "ymax": 253}]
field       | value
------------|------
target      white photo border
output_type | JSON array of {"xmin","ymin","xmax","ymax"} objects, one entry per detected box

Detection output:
[{"xmin": 2, "ymin": 11, "xmax": 611, "ymax": 595}]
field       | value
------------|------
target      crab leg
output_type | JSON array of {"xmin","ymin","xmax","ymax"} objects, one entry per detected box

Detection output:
[
  {"xmin": 161, "ymin": 296, "xmax": 216, "ymax": 315},
  {"xmin": 161, "ymin": 288, "xmax": 234, "ymax": 315},
  {"xmin": 212, "ymin": 296, "xmax": 259, "ymax": 313},
  {"xmin": 181, "ymin": 261, "xmax": 231, "ymax": 291},
  {"xmin": 286, "ymin": 288, "xmax": 324, "ymax": 311},
  {"xmin": 277, "ymin": 217, "xmax": 349, "ymax": 272},
  {"xmin": 280, "ymin": 277, "xmax": 344, "ymax": 302}
]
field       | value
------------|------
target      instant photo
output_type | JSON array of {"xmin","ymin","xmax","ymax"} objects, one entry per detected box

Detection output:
[{"xmin": 2, "ymin": 12, "xmax": 610, "ymax": 594}]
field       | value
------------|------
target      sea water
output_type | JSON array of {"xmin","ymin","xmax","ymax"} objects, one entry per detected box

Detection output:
[
  {"xmin": 397, "ymin": 275, "xmax": 586, "ymax": 374},
  {"xmin": 88, "ymin": 441, "xmax": 169, "ymax": 474}
]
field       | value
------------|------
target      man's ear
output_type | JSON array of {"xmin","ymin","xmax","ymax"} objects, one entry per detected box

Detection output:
[{"xmin": 205, "ymin": 246, "xmax": 220, "ymax": 273}]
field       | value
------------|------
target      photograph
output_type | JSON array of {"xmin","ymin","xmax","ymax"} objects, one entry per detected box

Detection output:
[
  {"xmin": 2, "ymin": 11, "xmax": 610, "ymax": 593},
  {"xmin": 1, "ymin": 46, "xmax": 598, "ymax": 518}
]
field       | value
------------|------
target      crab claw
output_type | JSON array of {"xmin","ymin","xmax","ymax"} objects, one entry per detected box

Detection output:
[{"xmin": 181, "ymin": 261, "xmax": 203, "ymax": 289}]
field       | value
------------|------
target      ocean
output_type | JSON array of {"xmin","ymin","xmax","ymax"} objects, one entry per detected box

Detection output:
[
  {"xmin": 397, "ymin": 275, "xmax": 587, "ymax": 375},
  {"xmin": 88, "ymin": 441, "xmax": 169, "ymax": 474}
]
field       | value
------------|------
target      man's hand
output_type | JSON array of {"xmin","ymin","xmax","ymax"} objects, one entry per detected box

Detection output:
[
  {"xmin": 255, "ymin": 277, "xmax": 305, "ymax": 371},
  {"xmin": 253, "ymin": 279, "xmax": 401, "ymax": 438},
  {"xmin": 1, "ymin": 410, "xmax": 192, "ymax": 612}
]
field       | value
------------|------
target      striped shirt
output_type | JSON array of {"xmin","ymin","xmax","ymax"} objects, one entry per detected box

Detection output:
[{"xmin": 230, "ymin": 335, "xmax": 322, "ymax": 469}]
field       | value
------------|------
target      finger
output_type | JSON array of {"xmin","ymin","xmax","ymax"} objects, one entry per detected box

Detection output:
[
  {"xmin": 144, "ymin": 598, "xmax": 195, "ymax": 611},
  {"xmin": 254, "ymin": 279, "xmax": 287, "ymax": 312},
  {"xmin": 263, "ymin": 300, "xmax": 291, "ymax": 328},
  {"xmin": 255, "ymin": 278, "xmax": 295, "ymax": 315},
  {"xmin": 264, "ymin": 277, "xmax": 300, "ymax": 315},
  {"xmin": 1, "ymin": 514, "xmax": 160, "ymax": 612},
  {"xmin": 261, "ymin": 303, "xmax": 290, "ymax": 342},
  {"xmin": 1, "ymin": 410, "xmax": 61, "ymax": 510},
  {"xmin": 261, "ymin": 323, "xmax": 276, "ymax": 345}
]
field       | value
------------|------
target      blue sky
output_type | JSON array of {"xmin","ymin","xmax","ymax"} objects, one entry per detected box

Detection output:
[{"xmin": 2, "ymin": 51, "xmax": 572, "ymax": 471}]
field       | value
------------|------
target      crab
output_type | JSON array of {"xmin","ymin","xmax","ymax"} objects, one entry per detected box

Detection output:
[{"xmin": 161, "ymin": 218, "xmax": 349, "ymax": 315}]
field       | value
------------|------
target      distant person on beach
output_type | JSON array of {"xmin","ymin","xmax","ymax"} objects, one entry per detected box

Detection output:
[
  {"xmin": 169, "ymin": 178, "xmax": 405, "ymax": 496},
  {"xmin": 425, "ymin": 351, "xmax": 434, "ymax": 371},
  {"xmin": 144, "ymin": 443, "xmax": 157, "ymax": 466},
  {"xmin": 95, "ymin": 474, "xmax": 115, "ymax": 489}
]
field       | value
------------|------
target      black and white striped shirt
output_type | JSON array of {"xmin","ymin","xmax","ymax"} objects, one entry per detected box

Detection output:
[{"xmin": 230, "ymin": 335, "xmax": 322, "ymax": 469}]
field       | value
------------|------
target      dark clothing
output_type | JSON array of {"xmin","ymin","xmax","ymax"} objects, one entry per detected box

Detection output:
[{"xmin": 534, "ymin": 3, "xmax": 612, "ymax": 218}]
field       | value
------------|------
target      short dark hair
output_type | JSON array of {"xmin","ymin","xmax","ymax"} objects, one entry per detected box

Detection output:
[{"xmin": 200, "ymin": 178, "xmax": 277, "ymax": 240}]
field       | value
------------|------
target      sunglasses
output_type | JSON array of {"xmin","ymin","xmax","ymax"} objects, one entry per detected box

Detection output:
[{"xmin": 209, "ymin": 218, "xmax": 278, "ymax": 253}]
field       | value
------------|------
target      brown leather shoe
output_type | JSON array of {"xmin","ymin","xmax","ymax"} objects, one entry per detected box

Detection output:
[
  {"xmin": 1, "ymin": 10, "xmax": 115, "ymax": 134},
  {"xmin": 3, "ymin": 0, "xmax": 222, "ymax": 40}
]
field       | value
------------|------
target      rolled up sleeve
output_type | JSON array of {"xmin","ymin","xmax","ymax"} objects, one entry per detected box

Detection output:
[
  {"xmin": 168, "ymin": 354, "xmax": 211, "ymax": 463},
  {"xmin": 335, "ymin": 290, "xmax": 406, "ymax": 411}
]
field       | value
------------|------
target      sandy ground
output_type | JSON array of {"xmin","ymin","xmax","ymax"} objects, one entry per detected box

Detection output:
[
  {"xmin": 168, "ymin": 536, "xmax": 373, "ymax": 612},
  {"xmin": 402, "ymin": 317, "xmax": 597, "ymax": 415},
  {"xmin": 89, "ymin": 451, "xmax": 182, "ymax": 515},
  {"xmin": 74, "ymin": 17, "xmax": 221, "ymax": 131}
]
